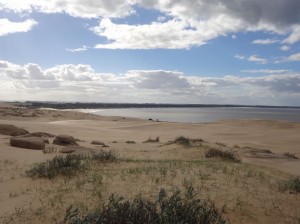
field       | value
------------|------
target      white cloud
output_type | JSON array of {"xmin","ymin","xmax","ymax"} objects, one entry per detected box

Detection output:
[
  {"xmin": 125, "ymin": 70, "xmax": 190, "ymax": 89},
  {"xmin": 252, "ymin": 38, "xmax": 279, "ymax": 45},
  {"xmin": 66, "ymin": 45, "xmax": 89, "ymax": 52},
  {"xmin": 248, "ymin": 55, "xmax": 268, "ymax": 64},
  {"xmin": 280, "ymin": 45, "xmax": 290, "ymax": 51},
  {"xmin": 287, "ymin": 52, "xmax": 300, "ymax": 62},
  {"xmin": 235, "ymin": 54, "xmax": 245, "ymax": 60},
  {"xmin": 282, "ymin": 25, "xmax": 300, "ymax": 44},
  {"xmin": 0, "ymin": 60, "xmax": 101, "ymax": 81},
  {"xmin": 242, "ymin": 74, "xmax": 300, "ymax": 93},
  {"xmin": 0, "ymin": 60, "xmax": 300, "ymax": 105},
  {"xmin": 90, "ymin": 0, "xmax": 300, "ymax": 49},
  {"xmin": 0, "ymin": 18, "xmax": 37, "ymax": 36},
  {"xmin": 44, "ymin": 64, "xmax": 99, "ymax": 81},
  {"xmin": 276, "ymin": 52, "xmax": 300, "ymax": 63},
  {"xmin": 0, "ymin": 0, "xmax": 135, "ymax": 18},
  {"xmin": 2, "ymin": 0, "xmax": 299, "ymax": 49},
  {"xmin": 93, "ymin": 17, "xmax": 240, "ymax": 49},
  {"xmin": 241, "ymin": 69, "xmax": 290, "ymax": 74}
]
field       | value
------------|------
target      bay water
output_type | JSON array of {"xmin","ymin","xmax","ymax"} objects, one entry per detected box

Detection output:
[{"xmin": 82, "ymin": 107, "xmax": 300, "ymax": 123}]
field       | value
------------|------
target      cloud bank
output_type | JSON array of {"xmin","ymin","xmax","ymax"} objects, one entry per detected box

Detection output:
[
  {"xmin": 1, "ymin": 60, "xmax": 299, "ymax": 106},
  {"xmin": 1, "ymin": 0, "xmax": 300, "ymax": 49}
]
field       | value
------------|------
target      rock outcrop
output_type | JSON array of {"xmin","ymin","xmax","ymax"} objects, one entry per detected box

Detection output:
[
  {"xmin": 24, "ymin": 132, "xmax": 55, "ymax": 138},
  {"xmin": 53, "ymin": 135, "xmax": 78, "ymax": 146},
  {"xmin": 0, "ymin": 124, "xmax": 29, "ymax": 136},
  {"xmin": 91, "ymin": 140, "xmax": 109, "ymax": 147},
  {"xmin": 10, "ymin": 137, "xmax": 45, "ymax": 150}
]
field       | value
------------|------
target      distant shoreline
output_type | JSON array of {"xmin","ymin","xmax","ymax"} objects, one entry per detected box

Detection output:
[{"xmin": 7, "ymin": 101, "xmax": 300, "ymax": 110}]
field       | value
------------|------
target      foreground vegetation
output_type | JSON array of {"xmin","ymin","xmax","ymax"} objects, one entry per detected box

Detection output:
[
  {"xmin": 64, "ymin": 186, "xmax": 227, "ymax": 224},
  {"xmin": 1, "ymin": 137, "xmax": 300, "ymax": 224}
]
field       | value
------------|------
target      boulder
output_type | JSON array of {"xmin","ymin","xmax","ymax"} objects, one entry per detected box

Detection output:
[
  {"xmin": 0, "ymin": 124, "xmax": 29, "ymax": 136},
  {"xmin": 91, "ymin": 140, "xmax": 108, "ymax": 147},
  {"xmin": 53, "ymin": 135, "xmax": 79, "ymax": 146},
  {"xmin": 24, "ymin": 132, "xmax": 55, "ymax": 138},
  {"xmin": 10, "ymin": 137, "xmax": 45, "ymax": 150},
  {"xmin": 22, "ymin": 132, "xmax": 55, "ymax": 143}
]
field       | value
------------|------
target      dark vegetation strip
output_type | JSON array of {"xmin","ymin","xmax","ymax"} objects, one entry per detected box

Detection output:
[{"xmin": 63, "ymin": 186, "xmax": 227, "ymax": 224}]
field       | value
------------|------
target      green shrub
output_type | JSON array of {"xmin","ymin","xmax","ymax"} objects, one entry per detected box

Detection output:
[
  {"xmin": 278, "ymin": 177, "xmax": 300, "ymax": 194},
  {"xmin": 283, "ymin": 152, "xmax": 298, "ymax": 159},
  {"xmin": 26, "ymin": 154, "xmax": 85, "ymax": 179},
  {"xmin": 90, "ymin": 150, "xmax": 117, "ymax": 162},
  {"xmin": 144, "ymin": 136, "xmax": 160, "ymax": 143},
  {"xmin": 174, "ymin": 136, "xmax": 192, "ymax": 146},
  {"xmin": 63, "ymin": 187, "xmax": 227, "ymax": 224},
  {"xmin": 172, "ymin": 136, "xmax": 203, "ymax": 147},
  {"xmin": 26, "ymin": 151, "xmax": 118, "ymax": 179},
  {"xmin": 205, "ymin": 148, "xmax": 241, "ymax": 163}
]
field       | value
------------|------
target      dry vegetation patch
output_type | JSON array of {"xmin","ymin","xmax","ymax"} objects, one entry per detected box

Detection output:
[{"xmin": 2, "ymin": 136, "xmax": 300, "ymax": 224}]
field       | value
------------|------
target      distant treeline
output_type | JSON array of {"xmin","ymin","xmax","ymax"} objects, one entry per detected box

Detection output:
[{"xmin": 11, "ymin": 101, "xmax": 300, "ymax": 110}]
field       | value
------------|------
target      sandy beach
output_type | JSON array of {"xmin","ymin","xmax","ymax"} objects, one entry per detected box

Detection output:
[{"xmin": 0, "ymin": 103, "xmax": 299, "ymax": 223}]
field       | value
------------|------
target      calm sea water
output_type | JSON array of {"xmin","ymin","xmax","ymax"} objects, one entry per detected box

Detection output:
[{"xmin": 83, "ymin": 107, "xmax": 300, "ymax": 123}]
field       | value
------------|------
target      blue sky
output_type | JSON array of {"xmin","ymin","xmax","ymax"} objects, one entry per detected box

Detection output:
[{"xmin": 0, "ymin": 0, "xmax": 300, "ymax": 105}]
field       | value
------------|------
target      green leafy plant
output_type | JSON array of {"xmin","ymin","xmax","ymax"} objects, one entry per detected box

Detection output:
[
  {"xmin": 174, "ymin": 136, "xmax": 192, "ymax": 146},
  {"xmin": 26, "ymin": 154, "xmax": 85, "ymax": 179},
  {"xmin": 63, "ymin": 187, "xmax": 227, "ymax": 224},
  {"xmin": 26, "ymin": 151, "xmax": 118, "ymax": 179},
  {"xmin": 90, "ymin": 150, "xmax": 117, "ymax": 162},
  {"xmin": 144, "ymin": 136, "xmax": 160, "ymax": 143},
  {"xmin": 283, "ymin": 152, "xmax": 298, "ymax": 159},
  {"xmin": 278, "ymin": 177, "xmax": 300, "ymax": 194},
  {"xmin": 205, "ymin": 148, "xmax": 241, "ymax": 163}
]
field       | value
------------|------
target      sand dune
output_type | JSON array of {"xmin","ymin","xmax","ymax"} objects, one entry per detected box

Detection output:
[
  {"xmin": 0, "ymin": 105, "xmax": 299, "ymax": 173},
  {"xmin": 0, "ymin": 104, "xmax": 299, "ymax": 223}
]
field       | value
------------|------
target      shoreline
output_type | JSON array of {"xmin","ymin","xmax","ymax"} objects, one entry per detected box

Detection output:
[
  {"xmin": 2, "ymin": 102, "xmax": 300, "ymax": 124},
  {"xmin": 8, "ymin": 101, "xmax": 300, "ymax": 109},
  {"xmin": 69, "ymin": 107, "xmax": 300, "ymax": 124}
]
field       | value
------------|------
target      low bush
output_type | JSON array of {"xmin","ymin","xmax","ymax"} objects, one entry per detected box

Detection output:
[
  {"xmin": 283, "ymin": 152, "xmax": 298, "ymax": 159},
  {"xmin": 143, "ymin": 136, "xmax": 160, "ymax": 143},
  {"xmin": 26, "ymin": 154, "xmax": 85, "ymax": 179},
  {"xmin": 63, "ymin": 187, "xmax": 227, "ymax": 224},
  {"xmin": 26, "ymin": 150, "xmax": 118, "ymax": 179},
  {"xmin": 174, "ymin": 136, "xmax": 192, "ymax": 146},
  {"xmin": 278, "ymin": 177, "xmax": 300, "ymax": 194},
  {"xmin": 90, "ymin": 150, "xmax": 117, "ymax": 162},
  {"xmin": 205, "ymin": 148, "xmax": 241, "ymax": 163},
  {"xmin": 171, "ymin": 136, "xmax": 204, "ymax": 147}
]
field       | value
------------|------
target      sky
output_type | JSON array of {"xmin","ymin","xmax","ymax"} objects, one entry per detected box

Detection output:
[{"xmin": 0, "ymin": 0, "xmax": 300, "ymax": 106}]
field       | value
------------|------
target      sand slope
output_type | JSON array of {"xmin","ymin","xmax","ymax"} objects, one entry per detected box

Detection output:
[{"xmin": 0, "ymin": 105, "xmax": 299, "ymax": 223}]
